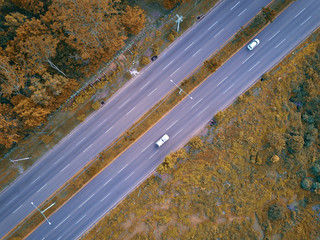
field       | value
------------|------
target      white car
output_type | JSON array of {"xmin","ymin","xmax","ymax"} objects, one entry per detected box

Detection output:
[
  {"xmin": 156, "ymin": 134, "xmax": 169, "ymax": 147},
  {"xmin": 247, "ymin": 39, "xmax": 260, "ymax": 51}
]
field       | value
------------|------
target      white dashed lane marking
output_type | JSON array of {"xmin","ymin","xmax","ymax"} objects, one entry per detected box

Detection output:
[
  {"xmin": 238, "ymin": 8, "xmax": 246, "ymax": 17},
  {"xmin": 148, "ymin": 88, "xmax": 157, "ymax": 96},
  {"xmin": 208, "ymin": 21, "xmax": 218, "ymax": 30},
  {"xmin": 230, "ymin": 1, "xmax": 240, "ymax": 10},
  {"xmin": 184, "ymin": 42, "xmax": 194, "ymax": 51},
  {"xmin": 295, "ymin": 8, "xmax": 305, "ymax": 18},
  {"xmin": 37, "ymin": 183, "xmax": 48, "ymax": 193}
]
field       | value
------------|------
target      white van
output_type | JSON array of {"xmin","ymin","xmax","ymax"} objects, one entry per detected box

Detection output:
[{"xmin": 156, "ymin": 134, "xmax": 169, "ymax": 147}]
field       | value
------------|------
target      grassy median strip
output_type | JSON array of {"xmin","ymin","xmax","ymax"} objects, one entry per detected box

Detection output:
[{"xmin": 7, "ymin": 0, "xmax": 295, "ymax": 239}]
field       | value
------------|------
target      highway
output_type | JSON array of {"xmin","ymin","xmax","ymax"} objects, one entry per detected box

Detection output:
[
  {"xmin": 0, "ymin": 0, "xmax": 272, "ymax": 238},
  {"xmin": 25, "ymin": 0, "xmax": 320, "ymax": 239}
]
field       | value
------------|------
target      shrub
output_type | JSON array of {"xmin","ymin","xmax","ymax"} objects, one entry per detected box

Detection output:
[
  {"xmin": 189, "ymin": 136, "xmax": 203, "ymax": 150},
  {"xmin": 141, "ymin": 56, "xmax": 150, "ymax": 66},
  {"xmin": 167, "ymin": 33, "xmax": 175, "ymax": 42},
  {"xmin": 311, "ymin": 163, "xmax": 320, "ymax": 176},
  {"xmin": 77, "ymin": 114, "xmax": 86, "ymax": 122},
  {"xmin": 92, "ymin": 101, "xmax": 100, "ymax": 110},
  {"xmin": 301, "ymin": 178, "xmax": 312, "ymax": 190},
  {"xmin": 268, "ymin": 204, "xmax": 283, "ymax": 220}
]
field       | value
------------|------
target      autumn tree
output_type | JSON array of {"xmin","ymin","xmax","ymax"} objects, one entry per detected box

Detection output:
[
  {"xmin": 11, "ymin": 0, "xmax": 44, "ymax": 14},
  {"xmin": 163, "ymin": 0, "xmax": 187, "ymax": 9},
  {"xmin": 121, "ymin": 6, "xmax": 146, "ymax": 35},
  {"xmin": 44, "ymin": 0, "xmax": 127, "ymax": 69},
  {"xmin": 13, "ymin": 97, "xmax": 51, "ymax": 129},
  {"xmin": 0, "ymin": 104, "xmax": 20, "ymax": 148},
  {"xmin": 0, "ymin": 54, "xmax": 25, "ymax": 97}
]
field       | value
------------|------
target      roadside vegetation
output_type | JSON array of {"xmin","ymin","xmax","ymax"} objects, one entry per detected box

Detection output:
[
  {"xmin": 0, "ymin": 0, "xmax": 217, "ymax": 191},
  {"xmin": 5, "ymin": 1, "xmax": 298, "ymax": 239},
  {"xmin": 3, "ymin": 0, "xmax": 219, "ymax": 238},
  {"xmin": 84, "ymin": 28, "xmax": 320, "ymax": 240}
]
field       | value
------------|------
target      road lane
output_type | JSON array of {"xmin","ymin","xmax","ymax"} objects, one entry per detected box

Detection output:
[
  {"xmin": 26, "ymin": 0, "xmax": 320, "ymax": 239},
  {"xmin": 0, "ymin": 0, "xmax": 273, "ymax": 238}
]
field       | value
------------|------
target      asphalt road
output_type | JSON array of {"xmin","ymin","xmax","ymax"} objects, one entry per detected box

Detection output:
[
  {"xmin": 0, "ymin": 0, "xmax": 273, "ymax": 238},
  {"xmin": 26, "ymin": 0, "xmax": 320, "ymax": 239}
]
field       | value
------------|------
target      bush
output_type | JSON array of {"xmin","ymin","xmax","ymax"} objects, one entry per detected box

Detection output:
[
  {"xmin": 167, "ymin": 33, "xmax": 175, "ymax": 42},
  {"xmin": 92, "ymin": 101, "xmax": 100, "ymax": 110},
  {"xmin": 141, "ymin": 56, "xmax": 150, "ymax": 66},
  {"xmin": 301, "ymin": 178, "xmax": 313, "ymax": 190},
  {"xmin": 77, "ymin": 114, "xmax": 86, "ymax": 122},
  {"xmin": 152, "ymin": 45, "xmax": 159, "ymax": 55},
  {"xmin": 271, "ymin": 155, "xmax": 280, "ymax": 163},
  {"xmin": 189, "ymin": 136, "xmax": 203, "ymax": 150},
  {"xmin": 214, "ymin": 111, "xmax": 225, "ymax": 122},
  {"xmin": 311, "ymin": 182, "xmax": 320, "ymax": 191},
  {"xmin": 311, "ymin": 163, "xmax": 320, "ymax": 176},
  {"xmin": 268, "ymin": 204, "xmax": 283, "ymax": 220}
]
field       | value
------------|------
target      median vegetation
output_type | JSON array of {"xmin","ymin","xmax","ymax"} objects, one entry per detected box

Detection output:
[{"xmin": 6, "ymin": 0, "xmax": 297, "ymax": 239}]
